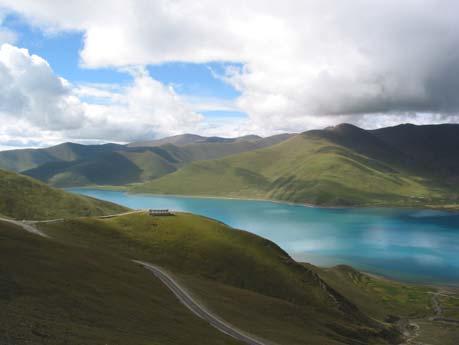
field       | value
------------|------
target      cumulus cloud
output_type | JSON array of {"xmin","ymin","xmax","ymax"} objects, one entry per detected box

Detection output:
[
  {"xmin": 74, "ymin": 66, "xmax": 203, "ymax": 141},
  {"xmin": 0, "ymin": 44, "xmax": 85, "ymax": 130},
  {"xmin": 0, "ymin": 44, "xmax": 204, "ymax": 147},
  {"xmin": 1, "ymin": 0, "xmax": 459, "ymax": 135}
]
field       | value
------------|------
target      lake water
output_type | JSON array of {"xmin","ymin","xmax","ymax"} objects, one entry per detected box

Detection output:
[{"xmin": 70, "ymin": 188, "xmax": 459, "ymax": 285}]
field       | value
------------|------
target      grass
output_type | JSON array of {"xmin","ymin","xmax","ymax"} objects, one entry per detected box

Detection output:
[
  {"xmin": 311, "ymin": 265, "xmax": 459, "ymax": 344},
  {"xmin": 0, "ymin": 220, "xmax": 240, "ymax": 345},
  {"xmin": 132, "ymin": 132, "xmax": 447, "ymax": 207},
  {"xmin": 15, "ymin": 134, "xmax": 291, "ymax": 187},
  {"xmin": 41, "ymin": 213, "xmax": 346, "ymax": 310},
  {"xmin": 39, "ymin": 212, "xmax": 402, "ymax": 345},
  {"xmin": 180, "ymin": 275, "xmax": 359, "ymax": 345},
  {"xmin": 24, "ymin": 151, "xmax": 177, "ymax": 187},
  {"xmin": 4, "ymin": 211, "xmax": 458, "ymax": 344},
  {"xmin": 414, "ymin": 320, "xmax": 459, "ymax": 345},
  {"xmin": 438, "ymin": 293, "xmax": 459, "ymax": 319},
  {"xmin": 312, "ymin": 265, "xmax": 434, "ymax": 320},
  {"xmin": 0, "ymin": 169, "xmax": 127, "ymax": 220}
]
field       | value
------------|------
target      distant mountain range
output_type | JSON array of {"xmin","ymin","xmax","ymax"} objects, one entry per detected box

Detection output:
[
  {"xmin": 0, "ymin": 133, "xmax": 292, "ymax": 187},
  {"xmin": 1, "ymin": 126, "xmax": 457, "ymax": 344},
  {"xmin": 132, "ymin": 123, "xmax": 459, "ymax": 208},
  {"xmin": 1, "ymin": 124, "xmax": 459, "ymax": 208},
  {"xmin": 127, "ymin": 133, "xmax": 268, "ymax": 147}
]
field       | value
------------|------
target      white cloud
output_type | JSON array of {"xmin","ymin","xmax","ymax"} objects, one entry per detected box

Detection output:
[
  {"xmin": 0, "ymin": 44, "xmax": 85, "ymax": 130},
  {"xmin": 0, "ymin": 26, "xmax": 15, "ymax": 44},
  {"xmin": 75, "ymin": 66, "xmax": 204, "ymax": 141},
  {"xmin": 0, "ymin": 43, "xmax": 205, "ymax": 147},
  {"xmin": 1, "ymin": 0, "xmax": 459, "ymax": 136}
]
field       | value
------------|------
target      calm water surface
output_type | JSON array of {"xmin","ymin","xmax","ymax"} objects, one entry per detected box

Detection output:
[{"xmin": 70, "ymin": 188, "xmax": 459, "ymax": 285}]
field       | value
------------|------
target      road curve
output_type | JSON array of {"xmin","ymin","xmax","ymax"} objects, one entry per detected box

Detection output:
[
  {"xmin": 1, "ymin": 212, "xmax": 271, "ymax": 344},
  {"xmin": 133, "ymin": 260, "xmax": 273, "ymax": 345},
  {"xmin": 0, "ymin": 217, "xmax": 49, "ymax": 237},
  {"xmin": 0, "ymin": 210, "xmax": 144, "ymax": 238},
  {"xmin": 97, "ymin": 210, "xmax": 144, "ymax": 219}
]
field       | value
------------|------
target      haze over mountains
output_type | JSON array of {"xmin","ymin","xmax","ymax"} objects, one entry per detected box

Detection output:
[{"xmin": 1, "ymin": 123, "xmax": 459, "ymax": 208}]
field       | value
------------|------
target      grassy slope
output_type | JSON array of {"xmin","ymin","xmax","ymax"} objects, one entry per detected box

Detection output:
[
  {"xmin": 134, "ymin": 130, "xmax": 443, "ymax": 207},
  {"xmin": 127, "ymin": 133, "xmax": 288, "ymax": 148},
  {"xmin": 21, "ymin": 135, "xmax": 292, "ymax": 187},
  {"xmin": 172, "ymin": 134, "xmax": 294, "ymax": 162},
  {"xmin": 312, "ymin": 265, "xmax": 434, "ymax": 320},
  {"xmin": 0, "ymin": 169, "xmax": 127, "ymax": 220},
  {"xmin": 4, "ymin": 211, "xmax": 457, "ymax": 344},
  {"xmin": 39, "ymin": 212, "xmax": 400, "ymax": 345},
  {"xmin": 372, "ymin": 124, "xmax": 459, "ymax": 178},
  {"xmin": 0, "ymin": 142, "xmax": 123, "ymax": 172},
  {"xmin": 24, "ymin": 150, "xmax": 177, "ymax": 187},
  {"xmin": 0, "ymin": 220, "xmax": 240, "ymax": 345},
  {"xmin": 313, "ymin": 265, "xmax": 459, "ymax": 345},
  {"xmin": 128, "ymin": 133, "xmax": 208, "ymax": 147}
]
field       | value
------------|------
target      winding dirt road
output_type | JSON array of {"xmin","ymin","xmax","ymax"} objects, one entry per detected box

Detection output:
[
  {"xmin": 0, "ymin": 217, "xmax": 50, "ymax": 237},
  {"xmin": 133, "ymin": 260, "xmax": 272, "ymax": 345},
  {"xmin": 1, "ymin": 212, "xmax": 272, "ymax": 345},
  {"xmin": 0, "ymin": 210, "xmax": 143, "ymax": 238}
]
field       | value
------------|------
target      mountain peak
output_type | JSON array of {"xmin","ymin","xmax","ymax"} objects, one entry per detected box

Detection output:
[
  {"xmin": 128, "ymin": 134, "xmax": 206, "ymax": 147},
  {"xmin": 325, "ymin": 123, "xmax": 364, "ymax": 133}
]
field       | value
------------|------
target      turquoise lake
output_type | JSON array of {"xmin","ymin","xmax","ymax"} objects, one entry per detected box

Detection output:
[{"xmin": 70, "ymin": 188, "xmax": 459, "ymax": 285}]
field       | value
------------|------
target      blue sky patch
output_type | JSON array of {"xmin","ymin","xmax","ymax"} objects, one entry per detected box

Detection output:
[{"xmin": 5, "ymin": 13, "xmax": 242, "ymax": 104}]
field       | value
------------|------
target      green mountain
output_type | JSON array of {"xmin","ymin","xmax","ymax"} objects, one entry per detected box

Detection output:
[
  {"xmin": 1, "ymin": 211, "xmax": 406, "ymax": 345},
  {"xmin": 16, "ymin": 134, "xmax": 291, "ymax": 187},
  {"xmin": 128, "ymin": 133, "xmax": 211, "ymax": 147},
  {"xmin": 0, "ymin": 169, "xmax": 127, "ymax": 220},
  {"xmin": 5, "ymin": 211, "xmax": 457, "ymax": 344},
  {"xmin": 133, "ymin": 124, "xmax": 459, "ymax": 208},
  {"xmin": 0, "ymin": 219, "xmax": 239, "ymax": 345},
  {"xmin": 158, "ymin": 133, "xmax": 293, "ymax": 162},
  {"xmin": 0, "ymin": 142, "xmax": 123, "ymax": 172},
  {"xmin": 128, "ymin": 133, "xmax": 265, "ymax": 147},
  {"xmin": 22, "ymin": 150, "xmax": 177, "ymax": 187},
  {"xmin": 371, "ymin": 123, "xmax": 459, "ymax": 179}
]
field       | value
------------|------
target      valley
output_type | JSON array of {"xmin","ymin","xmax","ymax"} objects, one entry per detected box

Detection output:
[
  {"xmin": 2, "ymin": 124, "xmax": 459, "ymax": 209},
  {"xmin": 2, "ymin": 4, "xmax": 459, "ymax": 344},
  {"xmin": 1, "ymin": 124, "xmax": 459, "ymax": 344}
]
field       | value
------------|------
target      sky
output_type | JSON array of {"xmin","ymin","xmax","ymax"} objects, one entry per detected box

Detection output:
[{"xmin": 0, "ymin": 1, "xmax": 458, "ymax": 150}]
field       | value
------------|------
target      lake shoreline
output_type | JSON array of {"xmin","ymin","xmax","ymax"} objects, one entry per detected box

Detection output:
[
  {"xmin": 65, "ymin": 185, "xmax": 459, "ymax": 213},
  {"xmin": 66, "ymin": 187, "xmax": 459, "ymax": 285}
]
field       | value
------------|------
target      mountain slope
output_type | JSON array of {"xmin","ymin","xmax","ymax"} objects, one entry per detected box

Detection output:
[
  {"xmin": 18, "ymin": 134, "xmax": 292, "ymax": 187},
  {"xmin": 372, "ymin": 123, "xmax": 459, "ymax": 178},
  {"xmin": 23, "ymin": 150, "xmax": 177, "ymax": 187},
  {"xmin": 133, "ymin": 124, "xmax": 456, "ymax": 207},
  {"xmin": 0, "ymin": 142, "xmax": 123, "ymax": 172},
  {"xmin": 0, "ymin": 220, "xmax": 240, "ymax": 345},
  {"xmin": 128, "ymin": 133, "xmax": 265, "ymax": 147},
  {"xmin": 0, "ymin": 169, "xmax": 127, "ymax": 220},
  {"xmin": 128, "ymin": 133, "xmax": 208, "ymax": 147},
  {"xmin": 166, "ymin": 133, "xmax": 294, "ymax": 163},
  {"xmin": 37, "ymin": 212, "xmax": 399, "ymax": 344}
]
